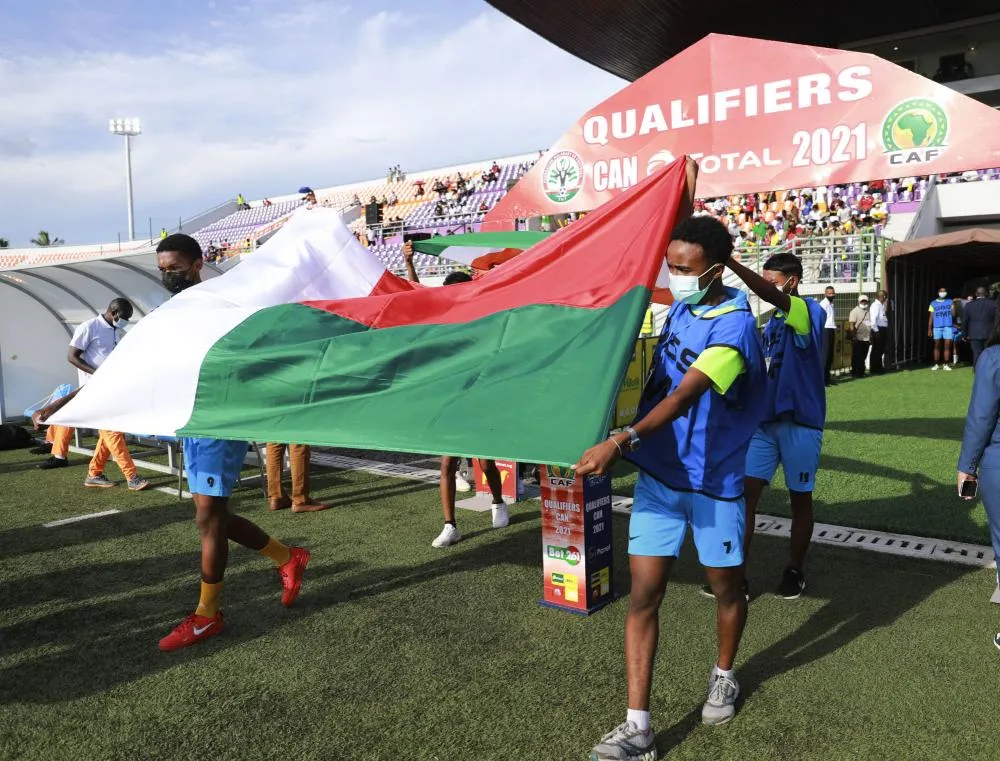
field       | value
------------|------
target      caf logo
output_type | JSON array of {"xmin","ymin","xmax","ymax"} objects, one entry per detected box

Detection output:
[
  {"xmin": 541, "ymin": 150, "xmax": 584, "ymax": 203},
  {"xmin": 881, "ymin": 99, "xmax": 947, "ymax": 166},
  {"xmin": 547, "ymin": 464, "xmax": 576, "ymax": 487}
]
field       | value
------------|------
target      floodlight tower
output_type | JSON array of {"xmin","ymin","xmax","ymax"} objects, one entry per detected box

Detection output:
[{"xmin": 109, "ymin": 118, "xmax": 142, "ymax": 241}]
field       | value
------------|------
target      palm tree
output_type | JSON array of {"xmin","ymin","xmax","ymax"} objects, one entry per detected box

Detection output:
[
  {"xmin": 0, "ymin": 237, "xmax": 8, "ymax": 249},
  {"xmin": 31, "ymin": 230, "xmax": 64, "ymax": 247}
]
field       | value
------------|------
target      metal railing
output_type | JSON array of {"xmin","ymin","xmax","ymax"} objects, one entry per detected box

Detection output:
[{"xmin": 733, "ymin": 233, "xmax": 886, "ymax": 288}]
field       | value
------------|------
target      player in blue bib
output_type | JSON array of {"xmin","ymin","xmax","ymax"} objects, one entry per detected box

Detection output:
[
  {"xmin": 928, "ymin": 288, "xmax": 956, "ymax": 371},
  {"xmin": 575, "ymin": 217, "xmax": 767, "ymax": 760},
  {"xmin": 726, "ymin": 253, "xmax": 826, "ymax": 601}
]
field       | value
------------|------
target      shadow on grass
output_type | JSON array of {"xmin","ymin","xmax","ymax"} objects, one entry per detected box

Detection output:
[
  {"xmin": 0, "ymin": 551, "xmax": 361, "ymax": 705},
  {"xmin": 793, "ymin": 454, "xmax": 988, "ymax": 545},
  {"xmin": 0, "ymin": 506, "xmax": 550, "ymax": 704},
  {"xmin": 0, "ymin": 502, "xmax": 194, "ymax": 559},
  {"xmin": 824, "ymin": 417, "xmax": 965, "ymax": 440},
  {"xmin": 653, "ymin": 542, "xmax": 973, "ymax": 754}
]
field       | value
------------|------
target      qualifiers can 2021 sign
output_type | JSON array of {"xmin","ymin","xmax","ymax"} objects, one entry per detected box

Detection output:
[{"xmin": 483, "ymin": 33, "xmax": 1000, "ymax": 223}]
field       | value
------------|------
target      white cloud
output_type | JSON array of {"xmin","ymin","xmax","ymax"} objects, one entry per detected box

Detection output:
[{"xmin": 0, "ymin": 5, "xmax": 623, "ymax": 245}]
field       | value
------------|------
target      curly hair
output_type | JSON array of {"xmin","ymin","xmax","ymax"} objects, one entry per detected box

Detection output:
[{"xmin": 670, "ymin": 216, "xmax": 733, "ymax": 265}]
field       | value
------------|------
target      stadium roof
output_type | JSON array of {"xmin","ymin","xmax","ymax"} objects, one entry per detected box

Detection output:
[{"xmin": 486, "ymin": 1, "xmax": 999, "ymax": 81}]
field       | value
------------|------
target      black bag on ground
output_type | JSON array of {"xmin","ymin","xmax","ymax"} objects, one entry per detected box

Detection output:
[{"xmin": 0, "ymin": 424, "xmax": 33, "ymax": 451}]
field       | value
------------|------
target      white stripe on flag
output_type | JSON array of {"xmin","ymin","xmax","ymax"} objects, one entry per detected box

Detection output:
[
  {"xmin": 50, "ymin": 208, "xmax": 389, "ymax": 436},
  {"xmin": 431, "ymin": 246, "xmax": 495, "ymax": 265}
]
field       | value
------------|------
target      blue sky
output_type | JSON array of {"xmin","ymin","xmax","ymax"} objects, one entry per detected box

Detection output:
[{"xmin": 0, "ymin": 0, "xmax": 623, "ymax": 246}]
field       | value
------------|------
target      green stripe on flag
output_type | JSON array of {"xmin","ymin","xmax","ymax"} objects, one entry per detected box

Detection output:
[
  {"xmin": 412, "ymin": 231, "xmax": 549, "ymax": 257},
  {"xmin": 179, "ymin": 287, "xmax": 648, "ymax": 466}
]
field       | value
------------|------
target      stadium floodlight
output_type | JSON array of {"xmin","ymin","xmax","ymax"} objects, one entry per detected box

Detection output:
[{"xmin": 109, "ymin": 118, "xmax": 142, "ymax": 241}]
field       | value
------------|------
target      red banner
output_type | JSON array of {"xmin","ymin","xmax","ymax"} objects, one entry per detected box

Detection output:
[
  {"xmin": 474, "ymin": 458, "xmax": 519, "ymax": 503},
  {"xmin": 485, "ymin": 33, "xmax": 1000, "ymax": 227}
]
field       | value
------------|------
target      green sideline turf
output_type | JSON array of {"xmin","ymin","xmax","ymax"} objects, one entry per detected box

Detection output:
[
  {"xmin": 614, "ymin": 366, "xmax": 991, "ymax": 545},
  {"xmin": 1, "ymin": 366, "xmax": 997, "ymax": 760}
]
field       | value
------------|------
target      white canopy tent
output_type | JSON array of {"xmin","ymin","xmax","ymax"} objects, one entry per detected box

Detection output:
[{"xmin": 0, "ymin": 246, "xmax": 221, "ymax": 422}]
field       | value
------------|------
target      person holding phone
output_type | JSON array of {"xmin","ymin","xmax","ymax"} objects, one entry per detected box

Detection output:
[{"xmin": 957, "ymin": 307, "xmax": 1000, "ymax": 651}]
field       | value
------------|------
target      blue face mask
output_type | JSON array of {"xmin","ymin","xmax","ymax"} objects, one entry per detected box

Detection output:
[
  {"xmin": 113, "ymin": 317, "xmax": 129, "ymax": 330},
  {"xmin": 669, "ymin": 263, "xmax": 721, "ymax": 305}
]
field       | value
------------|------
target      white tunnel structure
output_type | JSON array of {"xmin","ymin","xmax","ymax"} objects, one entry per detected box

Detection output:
[{"xmin": 0, "ymin": 245, "xmax": 222, "ymax": 422}]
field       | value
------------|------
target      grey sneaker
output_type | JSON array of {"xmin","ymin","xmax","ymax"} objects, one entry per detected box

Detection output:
[
  {"xmin": 702, "ymin": 670, "xmax": 740, "ymax": 726},
  {"xmin": 127, "ymin": 476, "xmax": 152, "ymax": 492},
  {"xmin": 589, "ymin": 721, "xmax": 657, "ymax": 761},
  {"xmin": 84, "ymin": 475, "xmax": 116, "ymax": 488}
]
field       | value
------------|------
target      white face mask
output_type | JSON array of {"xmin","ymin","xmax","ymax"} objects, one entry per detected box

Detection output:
[
  {"xmin": 859, "ymin": 301, "xmax": 869, "ymax": 310},
  {"xmin": 938, "ymin": 291, "xmax": 948, "ymax": 299},
  {"xmin": 669, "ymin": 263, "xmax": 721, "ymax": 305}
]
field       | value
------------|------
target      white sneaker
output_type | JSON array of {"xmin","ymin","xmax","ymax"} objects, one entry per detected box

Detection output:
[
  {"xmin": 455, "ymin": 473, "xmax": 472, "ymax": 492},
  {"xmin": 944, "ymin": 364, "xmax": 953, "ymax": 371},
  {"xmin": 590, "ymin": 721, "xmax": 657, "ymax": 760},
  {"xmin": 432, "ymin": 523, "xmax": 461, "ymax": 548},
  {"xmin": 702, "ymin": 670, "xmax": 740, "ymax": 726},
  {"xmin": 931, "ymin": 364, "xmax": 940, "ymax": 371},
  {"xmin": 491, "ymin": 502, "xmax": 509, "ymax": 529}
]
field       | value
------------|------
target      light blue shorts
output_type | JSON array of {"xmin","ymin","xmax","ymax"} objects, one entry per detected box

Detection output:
[
  {"xmin": 933, "ymin": 326, "xmax": 954, "ymax": 341},
  {"xmin": 746, "ymin": 420, "xmax": 823, "ymax": 493},
  {"xmin": 628, "ymin": 472, "xmax": 745, "ymax": 568},
  {"xmin": 182, "ymin": 438, "xmax": 248, "ymax": 497}
]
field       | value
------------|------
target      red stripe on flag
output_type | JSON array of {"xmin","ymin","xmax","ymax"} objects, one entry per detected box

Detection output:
[{"xmin": 301, "ymin": 158, "xmax": 688, "ymax": 329}]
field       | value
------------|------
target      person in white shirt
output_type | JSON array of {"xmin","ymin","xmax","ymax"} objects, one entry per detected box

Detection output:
[
  {"xmin": 42, "ymin": 299, "xmax": 151, "ymax": 491},
  {"xmin": 820, "ymin": 286, "xmax": 837, "ymax": 385},
  {"xmin": 869, "ymin": 290, "xmax": 890, "ymax": 374}
]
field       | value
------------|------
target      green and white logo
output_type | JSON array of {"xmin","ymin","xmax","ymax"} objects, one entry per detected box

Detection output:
[
  {"xmin": 547, "ymin": 545, "xmax": 581, "ymax": 566},
  {"xmin": 881, "ymin": 99, "xmax": 948, "ymax": 165},
  {"xmin": 542, "ymin": 150, "xmax": 584, "ymax": 203}
]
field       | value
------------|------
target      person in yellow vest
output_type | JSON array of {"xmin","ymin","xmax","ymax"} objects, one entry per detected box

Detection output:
[
  {"xmin": 160, "ymin": 227, "xmax": 168, "ymax": 240},
  {"xmin": 640, "ymin": 307, "xmax": 656, "ymax": 337}
]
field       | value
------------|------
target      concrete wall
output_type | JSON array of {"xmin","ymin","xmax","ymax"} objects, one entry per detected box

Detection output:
[{"xmin": 936, "ymin": 181, "xmax": 1000, "ymax": 221}]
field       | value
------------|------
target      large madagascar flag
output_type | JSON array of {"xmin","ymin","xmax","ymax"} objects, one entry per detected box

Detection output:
[{"xmin": 53, "ymin": 158, "xmax": 689, "ymax": 466}]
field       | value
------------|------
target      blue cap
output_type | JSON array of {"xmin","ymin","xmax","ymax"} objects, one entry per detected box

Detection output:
[{"xmin": 298, "ymin": 186, "xmax": 313, "ymax": 194}]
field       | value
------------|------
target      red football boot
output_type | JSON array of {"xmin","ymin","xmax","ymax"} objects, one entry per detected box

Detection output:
[
  {"xmin": 278, "ymin": 547, "xmax": 311, "ymax": 607},
  {"xmin": 158, "ymin": 612, "xmax": 224, "ymax": 652}
]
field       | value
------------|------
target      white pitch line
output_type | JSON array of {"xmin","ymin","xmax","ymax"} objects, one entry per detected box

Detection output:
[
  {"xmin": 154, "ymin": 486, "xmax": 192, "ymax": 499},
  {"xmin": 314, "ymin": 455, "xmax": 996, "ymax": 570},
  {"xmin": 43, "ymin": 510, "xmax": 120, "ymax": 528}
]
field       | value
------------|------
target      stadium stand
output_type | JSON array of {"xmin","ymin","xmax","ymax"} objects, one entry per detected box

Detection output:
[{"xmin": 9, "ymin": 149, "xmax": 1000, "ymax": 282}]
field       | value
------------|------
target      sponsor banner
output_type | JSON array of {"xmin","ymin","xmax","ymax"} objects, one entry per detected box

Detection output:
[
  {"xmin": 540, "ymin": 465, "xmax": 614, "ymax": 613},
  {"xmin": 474, "ymin": 458, "xmax": 519, "ymax": 503},
  {"xmin": 612, "ymin": 337, "xmax": 661, "ymax": 430},
  {"xmin": 485, "ymin": 33, "xmax": 1000, "ymax": 227},
  {"xmin": 613, "ymin": 340, "xmax": 644, "ymax": 430}
]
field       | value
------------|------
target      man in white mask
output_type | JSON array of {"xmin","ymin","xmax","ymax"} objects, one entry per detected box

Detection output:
[
  {"xmin": 848, "ymin": 296, "xmax": 872, "ymax": 378},
  {"xmin": 39, "ymin": 298, "xmax": 151, "ymax": 492},
  {"xmin": 928, "ymin": 287, "xmax": 956, "ymax": 371}
]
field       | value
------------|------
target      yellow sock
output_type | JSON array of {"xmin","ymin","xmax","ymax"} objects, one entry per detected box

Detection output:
[
  {"xmin": 195, "ymin": 581, "xmax": 223, "ymax": 617},
  {"xmin": 260, "ymin": 536, "xmax": 292, "ymax": 567}
]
